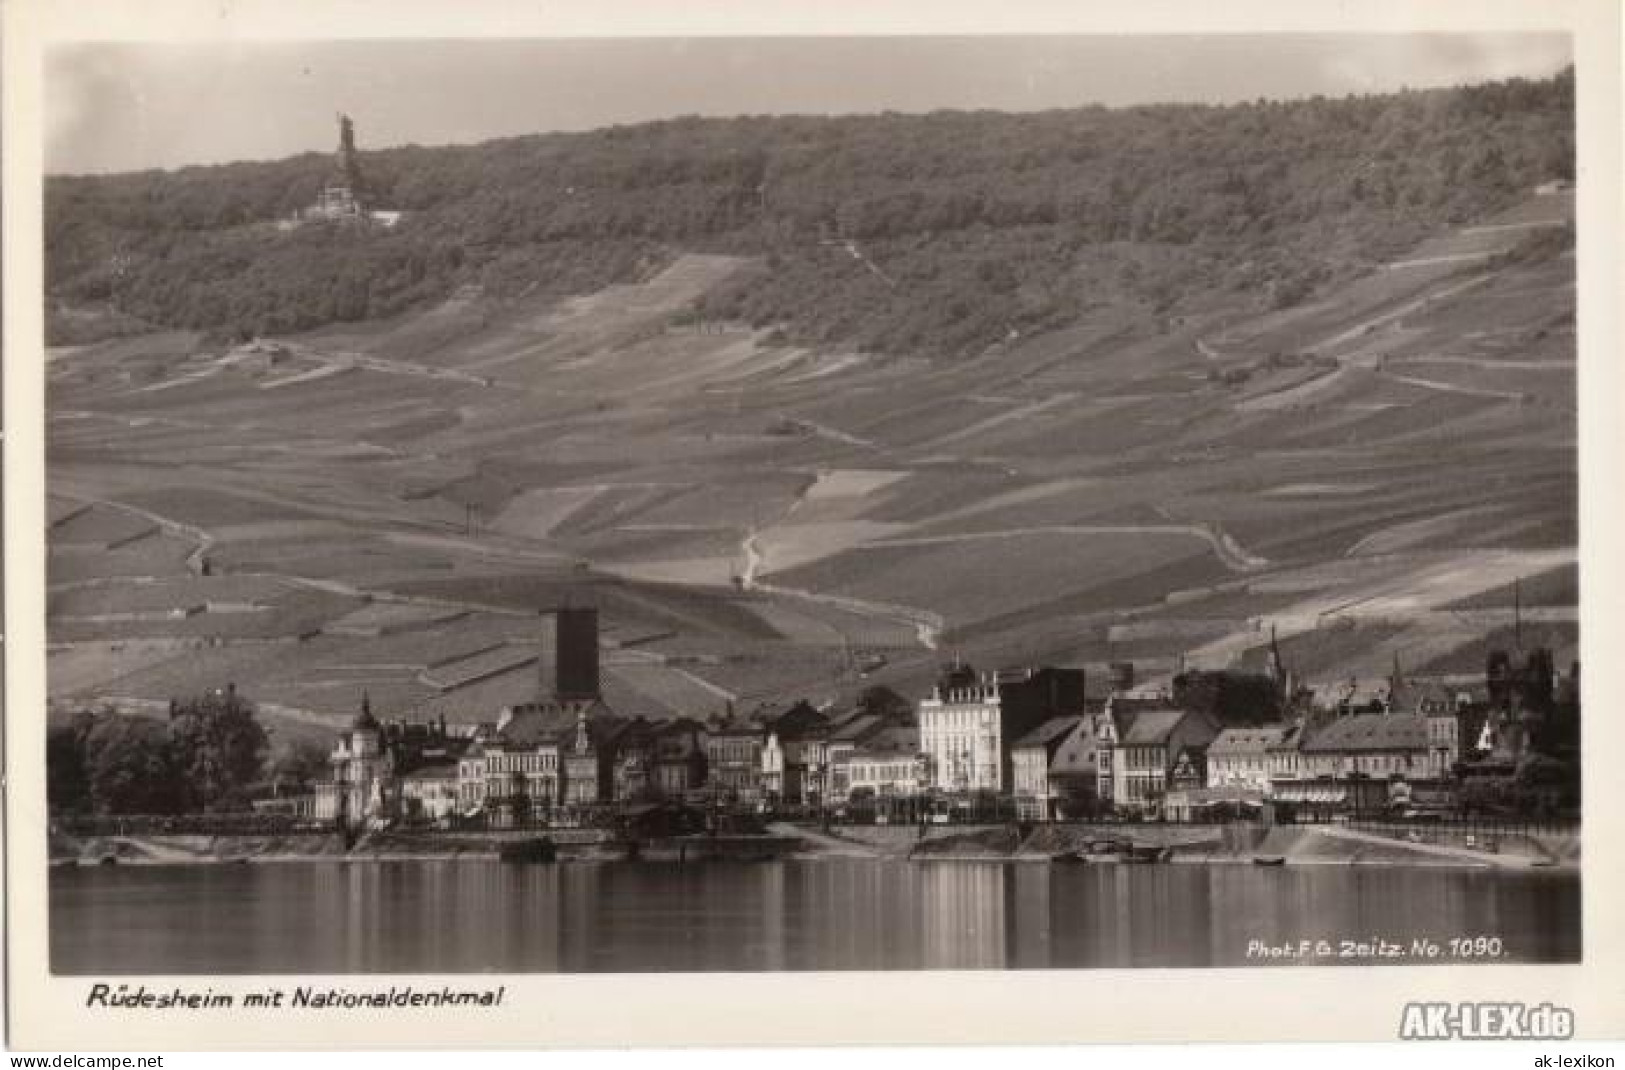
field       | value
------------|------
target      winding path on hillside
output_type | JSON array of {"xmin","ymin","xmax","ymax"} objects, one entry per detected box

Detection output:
[
  {"xmin": 738, "ymin": 477, "xmax": 943, "ymax": 651},
  {"xmin": 865, "ymin": 522, "xmax": 1270, "ymax": 573}
]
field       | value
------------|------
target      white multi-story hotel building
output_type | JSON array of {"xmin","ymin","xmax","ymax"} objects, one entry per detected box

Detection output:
[{"xmin": 917, "ymin": 663, "xmax": 1085, "ymax": 794}]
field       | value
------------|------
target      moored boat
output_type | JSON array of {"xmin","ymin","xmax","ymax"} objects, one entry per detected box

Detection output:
[
  {"xmin": 1124, "ymin": 844, "xmax": 1171, "ymax": 864},
  {"xmin": 1074, "ymin": 838, "xmax": 1136, "ymax": 863}
]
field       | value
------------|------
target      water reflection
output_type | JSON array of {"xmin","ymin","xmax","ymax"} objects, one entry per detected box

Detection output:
[{"xmin": 50, "ymin": 860, "xmax": 1579, "ymax": 974}]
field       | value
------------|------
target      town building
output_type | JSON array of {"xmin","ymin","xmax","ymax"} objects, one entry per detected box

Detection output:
[
  {"xmin": 398, "ymin": 759, "xmax": 461, "ymax": 824},
  {"xmin": 1260, "ymin": 711, "xmax": 1438, "ymax": 818},
  {"xmin": 561, "ymin": 709, "xmax": 628, "ymax": 807},
  {"xmin": 1010, "ymin": 716, "xmax": 1083, "ymax": 820},
  {"xmin": 457, "ymin": 739, "xmax": 489, "ymax": 814},
  {"xmin": 611, "ymin": 718, "xmax": 659, "ymax": 802},
  {"xmin": 1045, "ymin": 715, "xmax": 1102, "ymax": 819},
  {"xmin": 478, "ymin": 703, "xmax": 571, "ymax": 823},
  {"xmin": 452, "ymin": 604, "xmax": 627, "ymax": 815},
  {"xmin": 1206, "ymin": 725, "xmax": 1293, "ymax": 793},
  {"xmin": 1264, "ymin": 722, "xmax": 1307, "ymax": 783},
  {"xmin": 759, "ymin": 701, "xmax": 830, "ymax": 804},
  {"xmin": 1296, "ymin": 712, "xmax": 1430, "ymax": 781},
  {"xmin": 313, "ymin": 696, "xmax": 395, "ymax": 827},
  {"xmin": 833, "ymin": 726, "xmax": 925, "ymax": 801},
  {"xmin": 1413, "ymin": 683, "xmax": 1474, "ymax": 777},
  {"xmin": 1098, "ymin": 706, "xmax": 1219, "ymax": 813},
  {"xmin": 810, "ymin": 707, "xmax": 912, "ymax": 800},
  {"xmin": 918, "ymin": 663, "xmax": 1086, "ymax": 794},
  {"xmin": 705, "ymin": 714, "xmax": 767, "ymax": 802},
  {"xmin": 1092, "ymin": 691, "xmax": 1180, "ymax": 804},
  {"xmin": 314, "ymin": 697, "xmax": 467, "ymax": 828},
  {"xmin": 651, "ymin": 718, "xmax": 709, "ymax": 798}
]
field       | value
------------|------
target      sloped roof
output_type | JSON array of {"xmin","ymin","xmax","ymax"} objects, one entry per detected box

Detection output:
[
  {"xmin": 760, "ymin": 700, "xmax": 828, "ymax": 739},
  {"xmin": 400, "ymin": 758, "xmax": 459, "ymax": 781},
  {"xmin": 1307, "ymin": 679, "xmax": 1390, "ymax": 711},
  {"xmin": 1048, "ymin": 720, "xmax": 1099, "ymax": 777},
  {"xmin": 1301, "ymin": 713, "xmax": 1429, "ymax": 754},
  {"xmin": 844, "ymin": 726, "xmax": 920, "ymax": 761},
  {"xmin": 1209, "ymin": 725, "xmax": 1291, "ymax": 757},
  {"xmin": 492, "ymin": 699, "xmax": 625, "ymax": 750},
  {"xmin": 830, "ymin": 714, "xmax": 885, "ymax": 743},
  {"xmin": 1265, "ymin": 724, "xmax": 1303, "ymax": 752},
  {"xmin": 1409, "ymin": 682, "xmax": 1475, "ymax": 715},
  {"xmin": 1012, "ymin": 715, "xmax": 1084, "ymax": 751},
  {"xmin": 708, "ymin": 716, "xmax": 767, "ymax": 739},
  {"xmin": 493, "ymin": 703, "xmax": 580, "ymax": 748},
  {"xmin": 1107, "ymin": 695, "xmax": 1174, "ymax": 736},
  {"xmin": 1121, "ymin": 707, "xmax": 1190, "ymax": 746}
]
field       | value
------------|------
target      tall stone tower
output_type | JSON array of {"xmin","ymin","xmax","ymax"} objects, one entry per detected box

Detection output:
[
  {"xmin": 315, "ymin": 113, "xmax": 365, "ymax": 219},
  {"xmin": 535, "ymin": 605, "xmax": 602, "ymax": 704},
  {"xmin": 555, "ymin": 607, "xmax": 601, "ymax": 702},
  {"xmin": 335, "ymin": 113, "xmax": 364, "ymax": 196}
]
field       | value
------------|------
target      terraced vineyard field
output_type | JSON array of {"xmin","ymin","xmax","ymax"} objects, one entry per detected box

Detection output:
[{"xmin": 47, "ymin": 190, "xmax": 1577, "ymax": 730}]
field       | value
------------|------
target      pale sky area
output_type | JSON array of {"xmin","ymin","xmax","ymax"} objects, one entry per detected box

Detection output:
[{"xmin": 47, "ymin": 35, "xmax": 1572, "ymax": 175}]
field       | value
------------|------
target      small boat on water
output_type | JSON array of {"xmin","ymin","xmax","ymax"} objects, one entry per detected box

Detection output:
[
  {"xmin": 1123, "ymin": 844, "xmax": 1171, "ymax": 864},
  {"xmin": 1252, "ymin": 855, "xmax": 1287, "ymax": 867},
  {"xmin": 498, "ymin": 837, "xmax": 558, "ymax": 864},
  {"xmin": 1075, "ymin": 838, "xmax": 1128, "ymax": 863},
  {"xmin": 1073, "ymin": 839, "xmax": 1169, "ymax": 864}
]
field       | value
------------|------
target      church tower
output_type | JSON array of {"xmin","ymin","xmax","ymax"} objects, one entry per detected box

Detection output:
[{"xmin": 351, "ymin": 691, "xmax": 381, "ymax": 758}]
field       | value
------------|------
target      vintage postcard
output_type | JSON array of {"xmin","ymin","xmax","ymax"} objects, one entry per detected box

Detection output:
[{"xmin": 5, "ymin": 0, "xmax": 1622, "ymax": 1051}]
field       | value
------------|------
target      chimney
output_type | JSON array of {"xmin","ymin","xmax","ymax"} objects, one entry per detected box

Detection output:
[{"xmin": 555, "ymin": 606, "xmax": 601, "ymax": 702}]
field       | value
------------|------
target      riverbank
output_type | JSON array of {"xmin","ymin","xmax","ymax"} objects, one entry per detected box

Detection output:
[
  {"xmin": 48, "ymin": 828, "xmax": 804, "ymax": 866},
  {"xmin": 47, "ymin": 821, "xmax": 1577, "ymax": 872},
  {"xmin": 771, "ymin": 821, "xmax": 1579, "ymax": 871}
]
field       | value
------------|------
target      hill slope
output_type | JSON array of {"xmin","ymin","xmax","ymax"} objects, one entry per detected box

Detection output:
[
  {"xmin": 48, "ymin": 70, "xmax": 1572, "ymax": 358},
  {"xmin": 47, "ymin": 182, "xmax": 1575, "ymax": 723}
]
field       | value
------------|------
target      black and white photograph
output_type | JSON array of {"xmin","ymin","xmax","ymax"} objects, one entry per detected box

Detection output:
[{"xmin": 7, "ymin": 0, "xmax": 1622, "ymax": 1052}]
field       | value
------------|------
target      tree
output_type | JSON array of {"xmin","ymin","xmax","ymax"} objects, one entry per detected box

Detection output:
[
  {"xmin": 47, "ymin": 724, "xmax": 90, "ymax": 813},
  {"xmin": 264, "ymin": 737, "xmax": 333, "ymax": 796},
  {"xmin": 1172, "ymin": 670, "xmax": 1282, "ymax": 726},
  {"xmin": 83, "ymin": 715, "xmax": 188, "ymax": 815},
  {"xmin": 167, "ymin": 686, "xmax": 269, "ymax": 812},
  {"xmin": 856, "ymin": 684, "xmax": 912, "ymax": 722}
]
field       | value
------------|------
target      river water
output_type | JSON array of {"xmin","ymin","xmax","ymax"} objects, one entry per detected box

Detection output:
[{"xmin": 50, "ymin": 859, "xmax": 1578, "ymax": 973}]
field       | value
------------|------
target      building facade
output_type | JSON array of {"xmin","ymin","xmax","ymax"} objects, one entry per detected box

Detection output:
[
  {"xmin": 1010, "ymin": 716, "xmax": 1084, "ymax": 820},
  {"xmin": 918, "ymin": 664, "xmax": 1086, "ymax": 794},
  {"xmin": 1101, "ymin": 707, "xmax": 1219, "ymax": 813},
  {"xmin": 313, "ymin": 697, "xmax": 395, "ymax": 827},
  {"xmin": 651, "ymin": 718, "xmax": 708, "ymax": 797},
  {"xmin": 834, "ymin": 727, "xmax": 925, "ymax": 801},
  {"xmin": 1297, "ymin": 712, "xmax": 1430, "ymax": 781},
  {"xmin": 758, "ymin": 701, "xmax": 829, "ymax": 804},
  {"xmin": 1206, "ymin": 726, "xmax": 1292, "ymax": 793},
  {"xmin": 705, "ymin": 717, "xmax": 767, "ymax": 801}
]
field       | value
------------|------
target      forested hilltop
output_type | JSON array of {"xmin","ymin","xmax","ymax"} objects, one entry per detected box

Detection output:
[{"xmin": 47, "ymin": 69, "xmax": 1572, "ymax": 354}]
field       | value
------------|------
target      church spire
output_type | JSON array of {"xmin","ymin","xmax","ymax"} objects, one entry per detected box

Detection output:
[{"xmin": 352, "ymin": 690, "xmax": 379, "ymax": 731}]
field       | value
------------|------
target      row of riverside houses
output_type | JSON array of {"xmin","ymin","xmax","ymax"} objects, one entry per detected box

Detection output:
[
  {"xmin": 311, "ymin": 605, "xmax": 1578, "ymax": 829},
  {"xmin": 996, "ymin": 646, "xmax": 1576, "ymax": 823},
  {"xmin": 313, "ymin": 607, "xmax": 938, "ymax": 829}
]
